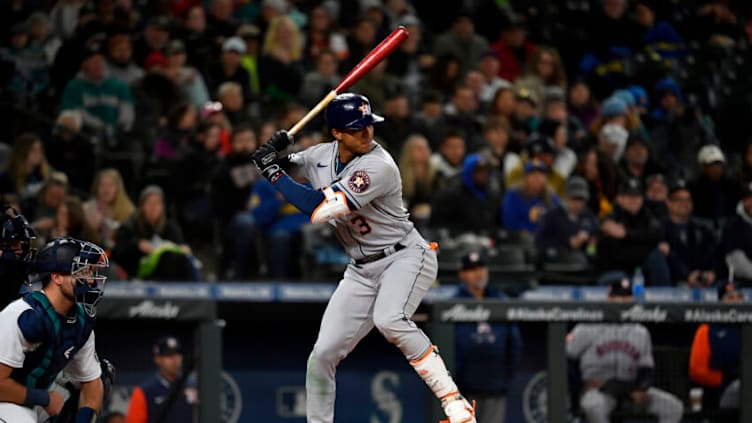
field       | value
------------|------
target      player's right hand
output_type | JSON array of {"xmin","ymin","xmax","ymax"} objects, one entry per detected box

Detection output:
[
  {"xmin": 268, "ymin": 130, "xmax": 294, "ymax": 152},
  {"xmin": 45, "ymin": 391, "xmax": 64, "ymax": 416}
]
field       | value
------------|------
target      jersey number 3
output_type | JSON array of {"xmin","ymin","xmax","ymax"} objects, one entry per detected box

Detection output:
[{"xmin": 350, "ymin": 216, "xmax": 372, "ymax": 235}]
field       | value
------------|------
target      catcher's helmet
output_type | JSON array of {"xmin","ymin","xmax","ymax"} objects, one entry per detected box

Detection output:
[
  {"xmin": 325, "ymin": 93, "xmax": 384, "ymax": 130},
  {"xmin": 33, "ymin": 237, "xmax": 109, "ymax": 317},
  {"xmin": 0, "ymin": 205, "xmax": 36, "ymax": 262}
]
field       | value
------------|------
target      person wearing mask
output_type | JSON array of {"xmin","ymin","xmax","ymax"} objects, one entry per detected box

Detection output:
[
  {"xmin": 126, "ymin": 336, "xmax": 196, "ymax": 423},
  {"xmin": 454, "ymin": 251, "xmax": 522, "ymax": 423}
]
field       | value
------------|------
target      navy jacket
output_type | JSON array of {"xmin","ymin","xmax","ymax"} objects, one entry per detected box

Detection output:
[
  {"xmin": 661, "ymin": 216, "xmax": 717, "ymax": 282},
  {"xmin": 535, "ymin": 204, "xmax": 599, "ymax": 253},
  {"xmin": 454, "ymin": 285, "xmax": 522, "ymax": 395}
]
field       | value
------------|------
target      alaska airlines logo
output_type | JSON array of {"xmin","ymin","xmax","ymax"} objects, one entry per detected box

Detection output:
[
  {"xmin": 441, "ymin": 304, "xmax": 491, "ymax": 322},
  {"xmin": 128, "ymin": 300, "xmax": 180, "ymax": 319}
]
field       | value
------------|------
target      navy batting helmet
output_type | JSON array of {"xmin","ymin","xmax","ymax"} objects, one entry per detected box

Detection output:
[{"xmin": 325, "ymin": 93, "xmax": 384, "ymax": 130}]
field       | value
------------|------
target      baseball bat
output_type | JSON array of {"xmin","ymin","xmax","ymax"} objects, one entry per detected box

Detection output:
[{"xmin": 288, "ymin": 25, "xmax": 409, "ymax": 136}]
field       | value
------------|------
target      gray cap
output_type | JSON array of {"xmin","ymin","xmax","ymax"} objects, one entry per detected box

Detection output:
[
  {"xmin": 565, "ymin": 176, "xmax": 590, "ymax": 201},
  {"xmin": 222, "ymin": 37, "xmax": 246, "ymax": 54}
]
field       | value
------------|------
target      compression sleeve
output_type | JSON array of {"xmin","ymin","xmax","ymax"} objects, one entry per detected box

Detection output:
[{"xmin": 275, "ymin": 175, "xmax": 357, "ymax": 215}]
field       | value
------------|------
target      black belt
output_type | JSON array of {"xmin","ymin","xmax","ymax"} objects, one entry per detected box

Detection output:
[{"xmin": 354, "ymin": 243, "xmax": 406, "ymax": 265}]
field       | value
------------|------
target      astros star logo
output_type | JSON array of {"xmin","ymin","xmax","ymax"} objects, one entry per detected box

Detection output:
[
  {"xmin": 348, "ymin": 170, "xmax": 371, "ymax": 193},
  {"xmin": 358, "ymin": 102, "xmax": 370, "ymax": 117}
]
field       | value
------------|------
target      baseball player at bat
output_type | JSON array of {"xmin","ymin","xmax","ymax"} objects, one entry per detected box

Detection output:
[
  {"xmin": 250, "ymin": 93, "xmax": 476, "ymax": 423},
  {"xmin": 566, "ymin": 278, "xmax": 683, "ymax": 423}
]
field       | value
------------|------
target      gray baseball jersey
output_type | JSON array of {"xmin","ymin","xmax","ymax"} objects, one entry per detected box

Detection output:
[
  {"xmin": 290, "ymin": 140, "xmax": 414, "ymax": 259},
  {"xmin": 566, "ymin": 323, "xmax": 654, "ymax": 382}
]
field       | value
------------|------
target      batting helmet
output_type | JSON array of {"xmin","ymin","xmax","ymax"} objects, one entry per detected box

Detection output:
[
  {"xmin": 33, "ymin": 237, "xmax": 109, "ymax": 316},
  {"xmin": 0, "ymin": 205, "xmax": 36, "ymax": 262},
  {"xmin": 325, "ymin": 93, "xmax": 384, "ymax": 130}
]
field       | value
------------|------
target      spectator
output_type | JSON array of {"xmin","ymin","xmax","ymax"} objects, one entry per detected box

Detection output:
[
  {"xmin": 479, "ymin": 118, "xmax": 521, "ymax": 192},
  {"xmin": 61, "ymin": 45, "xmax": 135, "ymax": 135},
  {"xmin": 689, "ymin": 281, "xmax": 742, "ymax": 409},
  {"xmin": 216, "ymin": 82, "xmax": 249, "ymax": 126},
  {"xmin": 431, "ymin": 152, "xmax": 501, "ymax": 236},
  {"xmin": 535, "ymin": 176, "xmax": 599, "ymax": 261},
  {"xmin": 488, "ymin": 87, "xmax": 516, "ymax": 126},
  {"xmin": 430, "ymin": 129, "xmax": 466, "ymax": 189},
  {"xmin": 475, "ymin": 51, "xmax": 511, "ymax": 107},
  {"xmin": 612, "ymin": 89, "xmax": 650, "ymax": 140},
  {"xmin": 377, "ymin": 88, "xmax": 430, "ymax": 155},
  {"xmin": 302, "ymin": 5, "xmax": 348, "ymax": 64},
  {"xmin": 25, "ymin": 172, "xmax": 68, "ymax": 238},
  {"xmin": 575, "ymin": 147, "xmax": 619, "ymax": 218},
  {"xmin": 490, "ymin": 13, "xmax": 536, "ymax": 82},
  {"xmin": 153, "ymin": 103, "xmax": 197, "ymax": 162},
  {"xmin": 112, "ymin": 185, "xmax": 197, "ymax": 281},
  {"xmin": 131, "ymin": 15, "xmax": 171, "ymax": 68},
  {"xmin": 178, "ymin": 5, "xmax": 214, "ymax": 76},
  {"xmin": 618, "ymin": 135, "xmax": 664, "ymax": 187},
  {"xmin": 590, "ymin": 96, "xmax": 628, "ymax": 138},
  {"xmin": 300, "ymin": 49, "xmax": 340, "ymax": 108},
  {"xmin": 598, "ymin": 177, "xmax": 670, "ymax": 285},
  {"xmin": 210, "ymin": 124, "xmax": 260, "ymax": 279},
  {"xmin": 650, "ymin": 77, "xmax": 715, "ymax": 179},
  {"xmin": 661, "ymin": 179, "xmax": 717, "ymax": 287},
  {"xmin": 83, "ymin": 168, "xmax": 135, "ymax": 252},
  {"xmin": 2, "ymin": 133, "xmax": 52, "ymax": 201},
  {"xmin": 433, "ymin": 11, "xmax": 489, "ymax": 74},
  {"xmin": 515, "ymin": 46, "xmax": 567, "ymax": 112},
  {"xmin": 414, "ymin": 90, "xmax": 444, "ymax": 145},
  {"xmin": 206, "ymin": 37, "xmax": 251, "ymax": 106},
  {"xmin": 721, "ymin": 181, "xmax": 752, "ymax": 285},
  {"xmin": 441, "ymin": 84, "xmax": 483, "ymax": 150},
  {"xmin": 45, "ymin": 110, "xmax": 96, "ymax": 195},
  {"xmin": 126, "ymin": 336, "xmax": 196, "ymax": 423},
  {"xmin": 386, "ymin": 14, "xmax": 433, "ymax": 92},
  {"xmin": 399, "ymin": 134, "xmax": 437, "ymax": 226},
  {"xmin": 454, "ymin": 251, "xmax": 522, "ymax": 423},
  {"xmin": 598, "ymin": 123, "xmax": 629, "ymax": 164},
  {"xmin": 502, "ymin": 160, "xmax": 560, "ymax": 233},
  {"xmin": 236, "ymin": 24, "xmax": 264, "ymax": 102},
  {"xmin": 633, "ymin": 0, "xmax": 686, "ymax": 62},
  {"xmin": 644, "ymin": 174, "xmax": 669, "ymax": 219},
  {"xmin": 567, "ymin": 277, "xmax": 684, "ymax": 423},
  {"xmin": 27, "ymin": 12, "xmax": 61, "ymax": 65},
  {"xmin": 567, "ymin": 80, "xmax": 599, "ymax": 130},
  {"xmin": 427, "ymin": 53, "xmax": 463, "ymax": 99},
  {"xmin": 507, "ymin": 136, "xmax": 565, "ymax": 195},
  {"xmin": 106, "ymin": 33, "xmax": 143, "ymax": 86},
  {"xmin": 0, "ymin": 22, "xmax": 50, "ymax": 105},
  {"xmin": 509, "ymin": 87, "xmax": 538, "ymax": 151},
  {"xmin": 352, "ymin": 60, "xmax": 400, "ymax": 114},
  {"xmin": 49, "ymin": 0, "xmax": 84, "ymax": 40},
  {"xmin": 689, "ymin": 145, "xmax": 741, "ymax": 228},
  {"xmin": 131, "ymin": 52, "xmax": 183, "ymax": 142},
  {"xmin": 344, "ymin": 17, "xmax": 377, "ymax": 72},
  {"xmin": 261, "ymin": 15, "xmax": 304, "ymax": 102},
  {"xmin": 205, "ymin": 0, "xmax": 237, "ymax": 42},
  {"xmin": 248, "ymin": 178, "xmax": 308, "ymax": 278},
  {"xmin": 165, "ymin": 39, "xmax": 210, "ymax": 109},
  {"xmin": 48, "ymin": 195, "xmax": 100, "ymax": 244}
]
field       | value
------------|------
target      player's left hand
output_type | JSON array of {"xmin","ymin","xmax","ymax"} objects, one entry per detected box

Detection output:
[{"xmin": 630, "ymin": 390, "xmax": 648, "ymax": 404}]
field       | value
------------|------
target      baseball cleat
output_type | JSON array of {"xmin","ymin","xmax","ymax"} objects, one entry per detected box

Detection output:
[{"xmin": 440, "ymin": 395, "xmax": 476, "ymax": 423}]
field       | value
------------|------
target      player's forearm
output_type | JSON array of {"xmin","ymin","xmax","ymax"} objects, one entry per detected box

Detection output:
[
  {"xmin": 78, "ymin": 378, "xmax": 103, "ymax": 413},
  {"xmin": 275, "ymin": 174, "xmax": 325, "ymax": 215},
  {"xmin": 0, "ymin": 377, "xmax": 44, "ymax": 406}
]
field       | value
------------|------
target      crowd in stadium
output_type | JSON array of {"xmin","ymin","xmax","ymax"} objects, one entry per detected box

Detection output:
[{"xmin": 1, "ymin": 0, "xmax": 751, "ymax": 285}]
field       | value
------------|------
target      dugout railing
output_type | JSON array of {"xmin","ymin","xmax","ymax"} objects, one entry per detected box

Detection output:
[{"xmin": 426, "ymin": 298, "xmax": 752, "ymax": 423}]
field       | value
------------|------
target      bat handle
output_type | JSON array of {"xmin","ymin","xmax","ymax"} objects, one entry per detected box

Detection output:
[{"xmin": 288, "ymin": 90, "xmax": 339, "ymax": 136}]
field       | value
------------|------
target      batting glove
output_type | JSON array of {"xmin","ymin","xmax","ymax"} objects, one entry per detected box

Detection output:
[
  {"xmin": 269, "ymin": 130, "xmax": 294, "ymax": 152},
  {"xmin": 251, "ymin": 143, "xmax": 286, "ymax": 183}
]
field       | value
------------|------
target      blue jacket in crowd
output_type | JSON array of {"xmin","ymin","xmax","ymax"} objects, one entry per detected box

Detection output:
[
  {"xmin": 535, "ymin": 203, "xmax": 599, "ymax": 253},
  {"xmin": 454, "ymin": 285, "xmax": 523, "ymax": 395},
  {"xmin": 502, "ymin": 188, "xmax": 559, "ymax": 233}
]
